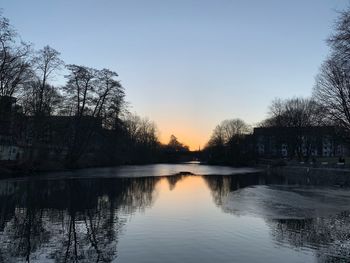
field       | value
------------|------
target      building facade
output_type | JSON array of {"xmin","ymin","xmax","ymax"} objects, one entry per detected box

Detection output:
[{"xmin": 254, "ymin": 126, "xmax": 348, "ymax": 159}]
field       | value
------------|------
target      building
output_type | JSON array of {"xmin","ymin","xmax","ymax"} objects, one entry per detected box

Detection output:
[
  {"xmin": 254, "ymin": 126, "xmax": 349, "ymax": 159},
  {"xmin": 0, "ymin": 96, "xmax": 24, "ymax": 161},
  {"xmin": 0, "ymin": 95, "xmax": 104, "ymax": 164}
]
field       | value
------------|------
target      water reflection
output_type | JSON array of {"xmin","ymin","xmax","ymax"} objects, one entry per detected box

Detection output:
[
  {"xmin": 205, "ymin": 175, "xmax": 350, "ymax": 263},
  {"xmin": 166, "ymin": 173, "xmax": 187, "ymax": 191},
  {"xmin": 0, "ymin": 170, "xmax": 350, "ymax": 262},
  {"xmin": 202, "ymin": 172, "xmax": 266, "ymax": 206},
  {"xmin": 269, "ymin": 214, "xmax": 350, "ymax": 262},
  {"xmin": 0, "ymin": 177, "xmax": 160, "ymax": 262}
]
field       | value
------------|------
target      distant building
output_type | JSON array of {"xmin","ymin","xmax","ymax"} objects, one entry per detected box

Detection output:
[
  {"xmin": 0, "ymin": 95, "xmax": 104, "ymax": 164},
  {"xmin": 254, "ymin": 126, "xmax": 349, "ymax": 159},
  {"xmin": 21, "ymin": 115, "xmax": 103, "ymax": 163},
  {"xmin": 0, "ymin": 96, "xmax": 23, "ymax": 161}
]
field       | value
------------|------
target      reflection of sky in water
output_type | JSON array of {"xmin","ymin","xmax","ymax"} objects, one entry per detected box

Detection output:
[
  {"xmin": 1, "ymin": 167, "xmax": 350, "ymax": 262},
  {"xmin": 222, "ymin": 185, "xmax": 350, "ymax": 219},
  {"xmin": 118, "ymin": 177, "xmax": 315, "ymax": 263},
  {"xmin": 34, "ymin": 163, "xmax": 260, "ymax": 179}
]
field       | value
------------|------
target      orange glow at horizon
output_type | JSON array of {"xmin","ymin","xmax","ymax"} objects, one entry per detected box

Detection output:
[
  {"xmin": 159, "ymin": 126, "xmax": 210, "ymax": 151},
  {"xmin": 141, "ymin": 103, "xmax": 220, "ymax": 151}
]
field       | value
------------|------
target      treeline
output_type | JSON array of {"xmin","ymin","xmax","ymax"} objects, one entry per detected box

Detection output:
[
  {"xmin": 203, "ymin": 118, "xmax": 254, "ymax": 165},
  {"xmin": 204, "ymin": 7, "xmax": 350, "ymax": 165},
  {"xmin": 0, "ymin": 13, "xmax": 189, "ymax": 169}
]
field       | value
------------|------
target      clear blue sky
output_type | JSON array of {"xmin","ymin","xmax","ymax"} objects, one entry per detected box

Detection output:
[{"xmin": 1, "ymin": 0, "xmax": 348, "ymax": 149}]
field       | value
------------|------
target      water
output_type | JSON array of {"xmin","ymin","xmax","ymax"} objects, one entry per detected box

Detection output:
[{"xmin": 0, "ymin": 164, "xmax": 350, "ymax": 262}]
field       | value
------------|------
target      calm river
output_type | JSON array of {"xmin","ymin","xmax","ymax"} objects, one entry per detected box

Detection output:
[{"xmin": 0, "ymin": 163, "xmax": 350, "ymax": 262}]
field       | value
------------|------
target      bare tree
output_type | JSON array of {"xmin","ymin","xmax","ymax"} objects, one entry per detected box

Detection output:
[
  {"xmin": 208, "ymin": 124, "xmax": 225, "ymax": 148},
  {"xmin": 93, "ymin": 69, "xmax": 123, "ymax": 116},
  {"xmin": 123, "ymin": 112, "xmax": 159, "ymax": 146},
  {"xmin": 64, "ymin": 66, "xmax": 124, "ymax": 120},
  {"xmin": 261, "ymin": 97, "xmax": 325, "ymax": 159},
  {"xmin": 137, "ymin": 117, "xmax": 158, "ymax": 146},
  {"xmin": 313, "ymin": 7, "xmax": 350, "ymax": 138},
  {"xmin": 20, "ymin": 80, "xmax": 62, "ymax": 116},
  {"xmin": 328, "ymin": 9, "xmax": 350, "ymax": 61},
  {"xmin": 314, "ymin": 58, "xmax": 350, "ymax": 133},
  {"xmin": 63, "ymin": 65, "xmax": 127, "ymax": 165},
  {"xmin": 167, "ymin": 135, "xmax": 189, "ymax": 152},
  {"xmin": 63, "ymin": 64, "xmax": 96, "ymax": 117},
  {"xmin": 208, "ymin": 118, "xmax": 251, "ymax": 147},
  {"xmin": 0, "ymin": 13, "xmax": 32, "ymax": 96},
  {"xmin": 205, "ymin": 118, "xmax": 251, "ymax": 165},
  {"xmin": 32, "ymin": 45, "xmax": 63, "ymax": 115},
  {"xmin": 264, "ymin": 97, "xmax": 324, "ymax": 128},
  {"xmin": 123, "ymin": 112, "xmax": 142, "ymax": 142},
  {"xmin": 93, "ymin": 68, "xmax": 125, "ymax": 129}
]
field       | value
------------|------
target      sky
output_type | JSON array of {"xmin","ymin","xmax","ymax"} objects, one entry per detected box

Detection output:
[{"xmin": 1, "ymin": 0, "xmax": 348, "ymax": 150}]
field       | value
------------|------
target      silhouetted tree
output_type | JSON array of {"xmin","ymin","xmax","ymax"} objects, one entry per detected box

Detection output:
[
  {"xmin": 314, "ymin": 57, "xmax": 350, "ymax": 137},
  {"xmin": 63, "ymin": 64, "xmax": 96, "ymax": 116},
  {"xmin": 122, "ymin": 113, "xmax": 160, "ymax": 163},
  {"xmin": 94, "ymin": 68, "xmax": 124, "ymax": 124},
  {"xmin": 262, "ymin": 97, "xmax": 323, "ymax": 128},
  {"xmin": 261, "ymin": 97, "xmax": 324, "ymax": 159},
  {"xmin": 0, "ymin": 12, "xmax": 166, "ymax": 169},
  {"xmin": 205, "ymin": 119, "xmax": 252, "ymax": 165},
  {"xmin": 328, "ymin": 9, "xmax": 350, "ymax": 61},
  {"xmin": 31, "ymin": 45, "xmax": 63, "ymax": 116},
  {"xmin": 63, "ymin": 65, "xmax": 124, "ymax": 119},
  {"xmin": 0, "ymin": 13, "xmax": 32, "ymax": 96},
  {"xmin": 167, "ymin": 135, "xmax": 189, "ymax": 152},
  {"xmin": 98, "ymin": 69, "xmax": 126, "ymax": 129},
  {"xmin": 20, "ymin": 80, "xmax": 62, "ymax": 116},
  {"xmin": 313, "ymin": 7, "xmax": 350, "ymax": 143},
  {"xmin": 62, "ymin": 65, "xmax": 126, "ymax": 165},
  {"xmin": 161, "ymin": 135, "xmax": 190, "ymax": 163},
  {"xmin": 209, "ymin": 119, "xmax": 250, "ymax": 145}
]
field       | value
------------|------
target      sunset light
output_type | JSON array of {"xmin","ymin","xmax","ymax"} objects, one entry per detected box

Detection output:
[{"xmin": 1, "ymin": 1, "xmax": 350, "ymax": 262}]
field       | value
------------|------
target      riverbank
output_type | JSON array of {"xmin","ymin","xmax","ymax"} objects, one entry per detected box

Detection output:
[
  {"xmin": 3, "ymin": 160, "xmax": 350, "ymax": 187},
  {"xmin": 0, "ymin": 159, "xmax": 169, "ymax": 179},
  {"xmin": 266, "ymin": 165, "xmax": 350, "ymax": 187}
]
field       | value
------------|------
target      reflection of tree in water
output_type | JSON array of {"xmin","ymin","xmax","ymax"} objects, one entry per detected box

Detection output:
[
  {"xmin": 202, "ymin": 173, "xmax": 350, "ymax": 262},
  {"xmin": 202, "ymin": 173, "xmax": 263, "ymax": 206},
  {"xmin": 0, "ymin": 181, "xmax": 51, "ymax": 262},
  {"xmin": 166, "ymin": 174, "xmax": 187, "ymax": 191},
  {"xmin": 268, "ymin": 212, "xmax": 350, "ymax": 262},
  {"xmin": 0, "ymin": 176, "xmax": 161, "ymax": 262},
  {"xmin": 2, "ymin": 207, "xmax": 50, "ymax": 262},
  {"xmin": 54, "ymin": 197, "xmax": 121, "ymax": 263}
]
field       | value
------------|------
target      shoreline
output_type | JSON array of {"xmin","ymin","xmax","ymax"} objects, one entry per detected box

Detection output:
[
  {"xmin": 2, "ymin": 161, "xmax": 350, "ymax": 186},
  {"xmin": 266, "ymin": 165, "xmax": 350, "ymax": 187}
]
